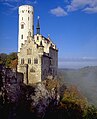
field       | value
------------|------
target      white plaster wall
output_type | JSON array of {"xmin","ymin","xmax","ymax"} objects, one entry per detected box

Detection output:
[{"xmin": 18, "ymin": 5, "xmax": 34, "ymax": 52}]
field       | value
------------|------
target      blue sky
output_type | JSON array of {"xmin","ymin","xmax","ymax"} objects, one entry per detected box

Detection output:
[{"xmin": 0, "ymin": 0, "xmax": 97, "ymax": 68}]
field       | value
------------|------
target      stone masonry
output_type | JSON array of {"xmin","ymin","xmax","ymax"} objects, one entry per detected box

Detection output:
[{"xmin": 17, "ymin": 5, "xmax": 58, "ymax": 84}]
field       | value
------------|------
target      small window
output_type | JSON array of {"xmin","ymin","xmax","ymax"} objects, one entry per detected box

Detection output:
[
  {"xmin": 50, "ymin": 59, "xmax": 53, "ymax": 65},
  {"xmin": 21, "ymin": 24, "xmax": 24, "ymax": 29},
  {"xmin": 37, "ymin": 36, "xmax": 39, "ymax": 40},
  {"xmin": 21, "ymin": 43, "xmax": 23, "ymax": 47},
  {"xmin": 21, "ymin": 58, "xmax": 24, "ymax": 64},
  {"xmin": 28, "ymin": 17, "xmax": 29, "ymax": 21},
  {"xmin": 30, "ymin": 67, "xmax": 35, "ymax": 72},
  {"xmin": 21, "ymin": 34, "xmax": 23, "ymax": 39},
  {"xmin": 34, "ymin": 58, "xmax": 38, "ymax": 64},
  {"xmin": 28, "ymin": 10, "xmax": 30, "ymax": 13},
  {"xmin": 22, "ymin": 10, "xmax": 24, "ymax": 13},
  {"xmin": 22, "ymin": 17, "xmax": 23, "ymax": 20},
  {"xmin": 28, "ymin": 58, "xmax": 31, "ymax": 64}
]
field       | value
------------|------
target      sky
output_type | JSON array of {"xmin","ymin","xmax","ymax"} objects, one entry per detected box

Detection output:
[{"xmin": 0, "ymin": 0, "xmax": 97, "ymax": 68}]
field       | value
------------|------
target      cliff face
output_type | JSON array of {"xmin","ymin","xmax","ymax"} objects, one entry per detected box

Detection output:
[
  {"xmin": 1, "ymin": 74, "xmax": 97, "ymax": 119},
  {"xmin": 30, "ymin": 83, "xmax": 59, "ymax": 117},
  {"xmin": 1, "ymin": 79, "xmax": 60, "ymax": 119}
]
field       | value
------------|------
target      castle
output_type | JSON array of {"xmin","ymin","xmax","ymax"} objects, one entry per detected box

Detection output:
[{"xmin": 17, "ymin": 5, "xmax": 58, "ymax": 84}]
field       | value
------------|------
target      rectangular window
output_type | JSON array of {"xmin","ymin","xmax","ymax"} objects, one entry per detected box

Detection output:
[
  {"xmin": 28, "ymin": 17, "xmax": 29, "ymax": 21},
  {"xmin": 28, "ymin": 58, "xmax": 31, "ymax": 64},
  {"xmin": 22, "ymin": 17, "xmax": 23, "ymax": 20},
  {"xmin": 22, "ymin": 10, "xmax": 24, "ymax": 13},
  {"xmin": 37, "ymin": 36, "xmax": 39, "ymax": 40},
  {"xmin": 34, "ymin": 58, "xmax": 38, "ymax": 64},
  {"xmin": 21, "ymin": 58, "xmax": 24, "ymax": 64},
  {"xmin": 21, "ymin": 34, "xmax": 23, "ymax": 39}
]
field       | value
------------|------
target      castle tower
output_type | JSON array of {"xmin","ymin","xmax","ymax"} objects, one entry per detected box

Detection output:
[{"xmin": 18, "ymin": 5, "xmax": 34, "ymax": 52}]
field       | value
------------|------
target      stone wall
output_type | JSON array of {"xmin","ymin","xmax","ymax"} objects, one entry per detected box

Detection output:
[
  {"xmin": 17, "ymin": 33, "xmax": 58, "ymax": 84},
  {"xmin": 41, "ymin": 55, "xmax": 50, "ymax": 80},
  {"xmin": 17, "ymin": 36, "xmax": 42, "ymax": 84},
  {"xmin": 49, "ymin": 47, "xmax": 58, "ymax": 77}
]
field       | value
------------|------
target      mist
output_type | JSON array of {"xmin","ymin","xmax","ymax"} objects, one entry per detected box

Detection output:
[
  {"xmin": 59, "ymin": 66, "xmax": 97, "ymax": 106},
  {"xmin": 58, "ymin": 60, "xmax": 97, "ymax": 69}
]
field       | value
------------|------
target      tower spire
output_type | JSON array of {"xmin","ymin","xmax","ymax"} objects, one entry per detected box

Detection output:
[{"xmin": 36, "ymin": 16, "xmax": 40, "ymax": 34}]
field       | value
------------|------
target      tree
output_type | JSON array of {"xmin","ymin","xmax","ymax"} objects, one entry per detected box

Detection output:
[
  {"xmin": 83, "ymin": 105, "xmax": 97, "ymax": 119},
  {"xmin": 0, "ymin": 53, "xmax": 7, "ymax": 65},
  {"xmin": 56, "ymin": 85, "xmax": 88, "ymax": 119},
  {"xmin": 10, "ymin": 59, "xmax": 18, "ymax": 69},
  {"xmin": 8, "ymin": 52, "xmax": 17, "ymax": 60},
  {"xmin": 62, "ymin": 85, "xmax": 88, "ymax": 110}
]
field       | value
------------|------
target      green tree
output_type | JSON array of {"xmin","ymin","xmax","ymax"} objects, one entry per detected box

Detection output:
[
  {"xmin": 6, "ymin": 52, "xmax": 17, "ymax": 68},
  {"xmin": 0, "ymin": 52, "xmax": 17, "ymax": 68},
  {"xmin": 83, "ymin": 105, "xmax": 97, "ymax": 119},
  {"xmin": 8, "ymin": 52, "xmax": 17, "ymax": 60},
  {"xmin": 0, "ymin": 53, "xmax": 7, "ymax": 65}
]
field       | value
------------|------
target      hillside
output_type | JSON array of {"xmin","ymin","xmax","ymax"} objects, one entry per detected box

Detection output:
[{"xmin": 58, "ymin": 66, "xmax": 97, "ymax": 106}]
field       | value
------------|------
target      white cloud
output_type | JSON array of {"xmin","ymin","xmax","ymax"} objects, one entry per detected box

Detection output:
[
  {"xmin": 66, "ymin": 0, "xmax": 97, "ymax": 13},
  {"xmin": 50, "ymin": 6, "xmax": 67, "ymax": 17},
  {"xmin": 50, "ymin": 0, "xmax": 97, "ymax": 17},
  {"xmin": 83, "ymin": 6, "xmax": 97, "ymax": 13},
  {"xmin": 67, "ymin": 0, "xmax": 91, "ymax": 11}
]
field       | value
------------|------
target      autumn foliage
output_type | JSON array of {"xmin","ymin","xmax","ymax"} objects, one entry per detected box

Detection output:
[
  {"xmin": 10, "ymin": 59, "xmax": 18, "ymax": 69},
  {"xmin": 0, "ymin": 52, "xmax": 18, "ymax": 68}
]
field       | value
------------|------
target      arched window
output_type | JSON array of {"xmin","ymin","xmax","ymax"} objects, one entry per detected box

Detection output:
[
  {"xmin": 21, "ymin": 24, "xmax": 24, "ymax": 29},
  {"xmin": 34, "ymin": 58, "xmax": 38, "ymax": 64},
  {"xmin": 30, "ymin": 67, "xmax": 35, "ymax": 73}
]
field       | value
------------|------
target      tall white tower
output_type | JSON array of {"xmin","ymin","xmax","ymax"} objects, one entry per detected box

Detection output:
[{"xmin": 18, "ymin": 5, "xmax": 34, "ymax": 52}]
